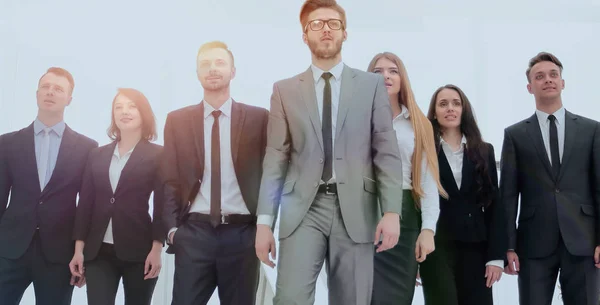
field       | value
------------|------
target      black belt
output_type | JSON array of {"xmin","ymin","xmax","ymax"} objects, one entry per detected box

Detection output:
[
  {"xmin": 317, "ymin": 183, "xmax": 337, "ymax": 195},
  {"xmin": 187, "ymin": 213, "xmax": 256, "ymax": 225}
]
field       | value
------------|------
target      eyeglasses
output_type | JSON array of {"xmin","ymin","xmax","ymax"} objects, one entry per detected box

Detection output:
[{"xmin": 304, "ymin": 19, "xmax": 344, "ymax": 32}]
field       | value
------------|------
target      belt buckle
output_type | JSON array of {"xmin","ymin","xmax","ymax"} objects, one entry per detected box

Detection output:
[
  {"xmin": 221, "ymin": 214, "xmax": 229, "ymax": 224},
  {"xmin": 325, "ymin": 184, "xmax": 335, "ymax": 195}
]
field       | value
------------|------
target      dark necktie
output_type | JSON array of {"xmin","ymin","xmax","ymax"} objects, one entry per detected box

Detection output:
[
  {"xmin": 548, "ymin": 114, "xmax": 560, "ymax": 178},
  {"xmin": 210, "ymin": 110, "xmax": 222, "ymax": 227},
  {"xmin": 321, "ymin": 72, "xmax": 333, "ymax": 182}
]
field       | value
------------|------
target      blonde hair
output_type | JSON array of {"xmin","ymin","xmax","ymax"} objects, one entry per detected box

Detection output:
[
  {"xmin": 197, "ymin": 40, "xmax": 235, "ymax": 67},
  {"xmin": 367, "ymin": 52, "xmax": 448, "ymax": 207}
]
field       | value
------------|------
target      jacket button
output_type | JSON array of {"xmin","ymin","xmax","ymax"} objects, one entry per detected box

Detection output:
[
  {"xmin": 39, "ymin": 201, "xmax": 43, "ymax": 205},
  {"xmin": 319, "ymin": 158, "xmax": 323, "ymax": 164},
  {"xmin": 110, "ymin": 197, "xmax": 115, "ymax": 204},
  {"xmin": 468, "ymin": 213, "xmax": 472, "ymax": 217},
  {"xmin": 555, "ymin": 189, "xmax": 560, "ymax": 193}
]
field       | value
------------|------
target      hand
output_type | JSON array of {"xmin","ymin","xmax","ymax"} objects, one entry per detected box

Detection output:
[
  {"xmin": 70, "ymin": 274, "xmax": 86, "ymax": 288},
  {"xmin": 69, "ymin": 252, "xmax": 85, "ymax": 278},
  {"xmin": 485, "ymin": 265, "xmax": 503, "ymax": 287},
  {"xmin": 374, "ymin": 212, "xmax": 400, "ymax": 253},
  {"xmin": 415, "ymin": 269, "xmax": 422, "ymax": 287},
  {"xmin": 144, "ymin": 247, "xmax": 162, "ymax": 280},
  {"xmin": 504, "ymin": 250, "xmax": 520, "ymax": 275},
  {"xmin": 255, "ymin": 224, "xmax": 276, "ymax": 268},
  {"xmin": 594, "ymin": 246, "xmax": 600, "ymax": 268},
  {"xmin": 415, "ymin": 229, "xmax": 435, "ymax": 263}
]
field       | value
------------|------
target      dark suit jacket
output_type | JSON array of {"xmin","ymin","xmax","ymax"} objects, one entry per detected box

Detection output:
[
  {"xmin": 0, "ymin": 123, "xmax": 98, "ymax": 264},
  {"xmin": 161, "ymin": 100, "xmax": 269, "ymax": 252},
  {"xmin": 73, "ymin": 140, "xmax": 164, "ymax": 262},
  {"xmin": 436, "ymin": 142, "xmax": 507, "ymax": 262},
  {"xmin": 500, "ymin": 110, "xmax": 600, "ymax": 258}
]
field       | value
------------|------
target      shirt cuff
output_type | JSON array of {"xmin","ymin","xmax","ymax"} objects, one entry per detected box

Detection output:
[
  {"xmin": 486, "ymin": 260, "xmax": 504, "ymax": 269},
  {"xmin": 167, "ymin": 227, "xmax": 178, "ymax": 244},
  {"xmin": 420, "ymin": 220, "xmax": 437, "ymax": 235},
  {"xmin": 257, "ymin": 215, "xmax": 273, "ymax": 228}
]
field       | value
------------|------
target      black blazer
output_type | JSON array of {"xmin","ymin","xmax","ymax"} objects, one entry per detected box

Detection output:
[
  {"xmin": 436, "ymin": 142, "xmax": 507, "ymax": 262},
  {"xmin": 500, "ymin": 111, "xmax": 600, "ymax": 258},
  {"xmin": 161, "ymin": 100, "xmax": 268, "ymax": 252},
  {"xmin": 0, "ymin": 123, "xmax": 98, "ymax": 264},
  {"xmin": 73, "ymin": 140, "xmax": 164, "ymax": 262}
]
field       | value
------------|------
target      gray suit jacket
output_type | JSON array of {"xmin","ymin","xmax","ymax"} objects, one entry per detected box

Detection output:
[{"xmin": 257, "ymin": 64, "xmax": 404, "ymax": 243}]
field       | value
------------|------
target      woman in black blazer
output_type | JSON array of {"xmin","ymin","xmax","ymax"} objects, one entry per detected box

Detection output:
[
  {"xmin": 418, "ymin": 84, "xmax": 507, "ymax": 305},
  {"xmin": 69, "ymin": 88, "xmax": 164, "ymax": 305}
]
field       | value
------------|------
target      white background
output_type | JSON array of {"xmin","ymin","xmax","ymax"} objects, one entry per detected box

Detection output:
[{"xmin": 1, "ymin": 0, "xmax": 599, "ymax": 304}]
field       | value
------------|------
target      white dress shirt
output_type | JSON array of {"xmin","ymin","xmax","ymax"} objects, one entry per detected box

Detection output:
[
  {"xmin": 393, "ymin": 105, "xmax": 439, "ymax": 233},
  {"xmin": 439, "ymin": 136, "xmax": 503, "ymax": 269},
  {"xmin": 170, "ymin": 98, "xmax": 250, "ymax": 236},
  {"xmin": 102, "ymin": 142, "xmax": 136, "ymax": 244},
  {"xmin": 535, "ymin": 107, "xmax": 565, "ymax": 164},
  {"xmin": 257, "ymin": 61, "xmax": 345, "ymax": 228}
]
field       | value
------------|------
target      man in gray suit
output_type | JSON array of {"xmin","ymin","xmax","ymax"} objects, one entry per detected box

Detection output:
[{"xmin": 254, "ymin": 0, "xmax": 404, "ymax": 304}]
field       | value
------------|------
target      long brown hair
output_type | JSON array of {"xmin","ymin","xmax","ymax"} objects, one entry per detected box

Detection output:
[
  {"xmin": 367, "ymin": 52, "xmax": 447, "ymax": 207},
  {"xmin": 426, "ymin": 84, "xmax": 494, "ymax": 207}
]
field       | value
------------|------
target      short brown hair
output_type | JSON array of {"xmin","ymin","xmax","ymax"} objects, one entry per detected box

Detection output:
[
  {"xmin": 526, "ymin": 52, "xmax": 563, "ymax": 82},
  {"xmin": 38, "ymin": 67, "xmax": 75, "ymax": 94},
  {"xmin": 197, "ymin": 40, "xmax": 235, "ymax": 67},
  {"xmin": 107, "ymin": 88, "xmax": 157, "ymax": 142},
  {"xmin": 299, "ymin": 0, "xmax": 347, "ymax": 32}
]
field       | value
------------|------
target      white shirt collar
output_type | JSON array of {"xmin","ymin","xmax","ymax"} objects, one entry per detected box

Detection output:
[
  {"xmin": 393, "ymin": 105, "xmax": 410, "ymax": 121},
  {"xmin": 203, "ymin": 98, "xmax": 233, "ymax": 119},
  {"xmin": 113, "ymin": 141, "xmax": 136, "ymax": 158},
  {"xmin": 310, "ymin": 61, "xmax": 344, "ymax": 84},
  {"xmin": 33, "ymin": 118, "xmax": 66, "ymax": 137},
  {"xmin": 535, "ymin": 106, "xmax": 565, "ymax": 126},
  {"xmin": 440, "ymin": 134, "xmax": 467, "ymax": 148}
]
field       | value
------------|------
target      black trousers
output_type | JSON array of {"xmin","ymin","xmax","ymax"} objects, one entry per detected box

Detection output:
[
  {"xmin": 84, "ymin": 243, "xmax": 158, "ymax": 305},
  {"xmin": 171, "ymin": 218, "xmax": 260, "ymax": 305},
  {"xmin": 518, "ymin": 237, "xmax": 599, "ymax": 305},
  {"xmin": 419, "ymin": 239, "xmax": 493, "ymax": 305},
  {"xmin": 0, "ymin": 231, "xmax": 74, "ymax": 305},
  {"xmin": 372, "ymin": 191, "xmax": 421, "ymax": 305}
]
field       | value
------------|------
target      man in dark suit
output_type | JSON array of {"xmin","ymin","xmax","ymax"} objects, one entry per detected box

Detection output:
[
  {"xmin": 500, "ymin": 52, "xmax": 600, "ymax": 305},
  {"xmin": 162, "ymin": 41, "xmax": 268, "ymax": 305},
  {"xmin": 0, "ymin": 67, "xmax": 98, "ymax": 305}
]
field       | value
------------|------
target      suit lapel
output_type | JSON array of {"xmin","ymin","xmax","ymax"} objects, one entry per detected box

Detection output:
[
  {"xmin": 438, "ymin": 149, "xmax": 460, "ymax": 195},
  {"xmin": 525, "ymin": 114, "xmax": 554, "ymax": 179},
  {"xmin": 335, "ymin": 65, "xmax": 355, "ymax": 139},
  {"xmin": 114, "ymin": 140, "xmax": 149, "ymax": 195},
  {"xmin": 21, "ymin": 124, "xmax": 40, "ymax": 192},
  {"xmin": 42, "ymin": 125, "xmax": 77, "ymax": 197},
  {"xmin": 99, "ymin": 141, "xmax": 117, "ymax": 194},
  {"xmin": 230, "ymin": 100, "xmax": 245, "ymax": 165},
  {"xmin": 557, "ymin": 111, "xmax": 578, "ymax": 181},
  {"xmin": 192, "ymin": 104, "xmax": 205, "ymax": 179},
  {"xmin": 299, "ymin": 68, "xmax": 324, "ymax": 152},
  {"xmin": 460, "ymin": 150, "xmax": 474, "ymax": 194}
]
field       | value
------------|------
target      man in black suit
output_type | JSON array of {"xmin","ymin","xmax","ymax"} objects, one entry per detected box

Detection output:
[
  {"xmin": 0, "ymin": 67, "xmax": 98, "ymax": 305},
  {"xmin": 500, "ymin": 52, "xmax": 600, "ymax": 305},
  {"xmin": 162, "ymin": 41, "xmax": 268, "ymax": 305}
]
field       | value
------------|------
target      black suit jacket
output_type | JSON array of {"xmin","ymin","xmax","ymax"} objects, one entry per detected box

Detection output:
[
  {"xmin": 73, "ymin": 140, "xmax": 164, "ymax": 262},
  {"xmin": 500, "ymin": 110, "xmax": 600, "ymax": 258},
  {"xmin": 0, "ymin": 123, "xmax": 98, "ymax": 264},
  {"xmin": 436, "ymin": 142, "xmax": 507, "ymax": 262},
  {"xmin": 161, "ymin": 100, "xmax": 269, "ymax": 252}
]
